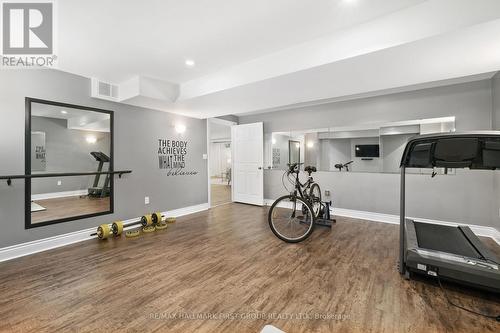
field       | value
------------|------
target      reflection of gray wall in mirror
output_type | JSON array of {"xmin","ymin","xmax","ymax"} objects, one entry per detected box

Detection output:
[
  {"xmin": 272, "ymin": 134, "xmax": 290, "ymax": 170},
  {"xmin": 272, "ymin": 148, "xmax": 280, "ymax": 166},
  {"xmin": 31, "ymin": 132, "xmax": 46, "ymax": 172},
  {"xmin": 304, "ymin": 132, "xmax": 319, "ymax": 167},
  {"xmin": 31, "ymin": 116, "xmax": 111, "ymax": 195},
  {"xmin": 320, "ymin": 139, "xmax": 350, "ymax": 171},
  {"xmin": 289, "ymin": 140, "xmax": 300, "ymax": 165},
  {"xmin": 381, "ymin": 134, "xmax": 414, "ymax": 173}
]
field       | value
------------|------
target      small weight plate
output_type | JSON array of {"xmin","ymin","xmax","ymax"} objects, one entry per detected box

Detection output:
[
  {"xmin": 125, "ymin": 230, "xmax": 140, "ymax": 238},
  {"xmin": 142, "ymin": 225, "xmax": 156, "ymax": 233},
  {"xmin": 165, "ymin": 217, "xmax": 176, "ymax": 224},
  {"xmin": 155, "ymin": 223, "xmax": 168, "ymax": 230}
]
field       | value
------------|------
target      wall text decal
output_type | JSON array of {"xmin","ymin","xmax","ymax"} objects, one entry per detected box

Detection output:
[{"xmin": 158, "ymin": 139, "xmax": 198, "ymax": 176}]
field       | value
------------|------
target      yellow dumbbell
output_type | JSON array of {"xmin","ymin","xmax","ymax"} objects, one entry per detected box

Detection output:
[
  {"xmin": 141, "ymin": 214, "xmax": 153, "ymax": 226},
  {"xmin": 152, "ymin": 212, "xmax": 163, "ymax": 225},
  {"xmin": 94, "ymin": 221, "xmax": 124, "ymax": 240}
]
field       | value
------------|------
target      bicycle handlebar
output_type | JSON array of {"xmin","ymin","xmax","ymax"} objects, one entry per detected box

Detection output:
[{"xmin": 287, "ymin": 162, "xmax": 303, "ymax": 174}]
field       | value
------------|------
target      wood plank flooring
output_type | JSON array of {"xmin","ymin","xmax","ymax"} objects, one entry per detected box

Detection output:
[
  {"xmin": 210, "ymin": 184, "xmax": 231, "ymax": 207},
  {"xmin": 32, "ymin": 196, "xmax": 110, "ymax": 224},
  {"xmin": 0, "ymin": 203, "xmax": 499, "ymax": 333}
]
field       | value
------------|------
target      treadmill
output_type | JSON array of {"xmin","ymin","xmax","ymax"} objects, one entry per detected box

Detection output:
[
  {"xmin": 399, "ymin": 132, "xmax": 500, "ymax": 293},
  {"xmin": 88, "ymin": 151, "xmax": 111, "ymax": 198}
]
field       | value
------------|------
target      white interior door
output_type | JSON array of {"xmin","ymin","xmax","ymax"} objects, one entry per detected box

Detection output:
[{"xmin": 232, "ymin": 122, "xmax": 264, "ymax": 205}]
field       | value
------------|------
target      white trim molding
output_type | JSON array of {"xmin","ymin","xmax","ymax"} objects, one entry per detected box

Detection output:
[
  {"xmin": 264, "ymin": 199, "xmax": 500, "ymax": 245},
  {"xmin": 0, "ymin": 202, "xmax": 209, "ymax": 263},
  {"xmin": 31, "ymin": 189, "xmax": 89, "ymax": 201}
]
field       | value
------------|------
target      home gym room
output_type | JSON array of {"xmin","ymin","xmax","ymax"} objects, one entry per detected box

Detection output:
[{"xmin": 0, "ymin": 1, "xmax": 500, "ymax": 333}]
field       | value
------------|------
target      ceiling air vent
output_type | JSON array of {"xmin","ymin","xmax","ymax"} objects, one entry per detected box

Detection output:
[{"xmin": 91, "ymin": 78, "xmax": 119, "ymax": 101}]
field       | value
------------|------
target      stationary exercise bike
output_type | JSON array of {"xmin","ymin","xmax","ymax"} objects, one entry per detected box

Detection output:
[
  {"xmin": 334, "ymin": 160, "xmax": 353, "ymax": 172},
  {"xmin": 268, "ymin": 163, "xmax": 336, "ymax": 243}
]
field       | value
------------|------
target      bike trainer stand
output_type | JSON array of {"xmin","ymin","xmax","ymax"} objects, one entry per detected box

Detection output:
[
  {"xmin": 299, "ymin": 201, "xmax": 336, "ymax": 228},
  {"xmin": 316, "ymin": 201, "xmax": 336, "ymax": 228}
]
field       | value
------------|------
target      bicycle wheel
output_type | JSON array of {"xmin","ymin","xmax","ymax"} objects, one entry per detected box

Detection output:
[
  {"xmin": 268, "ymin": 195, "xmax": 315, "ymax": 243},
  {"xmin": 309, "ymin": 183, "xmax": 322, "ymax": 218}
]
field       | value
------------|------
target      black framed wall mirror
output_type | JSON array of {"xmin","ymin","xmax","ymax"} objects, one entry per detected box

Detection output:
[{"xmin": 25, "ymin": 98, "xmax": 114, "ymax": 229}]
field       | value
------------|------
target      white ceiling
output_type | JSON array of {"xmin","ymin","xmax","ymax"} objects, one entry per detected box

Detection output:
[
  {"xmin": 59, "ymin": 0, "xmax": 424, "ymax": 83},
  {"xmin": 55, "ymin": 0, "xmax": 500, "ymax": 118}
]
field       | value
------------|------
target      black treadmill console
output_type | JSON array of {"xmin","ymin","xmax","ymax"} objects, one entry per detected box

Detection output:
[
  {"xmin": 91, "ymin": 151, "xmax": 110, "ymax": 163},
  {"xmin": 401, "ymin": 133, "xmax": 500, "ymax": 170}
]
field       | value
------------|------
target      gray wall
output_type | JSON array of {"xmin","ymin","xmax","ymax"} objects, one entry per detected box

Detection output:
[
  {"xmin": 240, "ymin": 79, "xmax": 500, "ymax": 228},
  {"xmin": 31, "ymin": 116, "xmax": 111, "ymax": 195},
  {"xmin": 0, "ymin": 69, "xmax": 208, "ymax": 248},
  {"xmin": 216, "ymin": 115, "xmax": 239, "ymax": 124},
  {"xmin": 240, "ymin": 80, "xmax": 492, "ymax": 132},
  {"xmin": 494, "ymin": 74, "xmax": 500, "ymax": 130}
]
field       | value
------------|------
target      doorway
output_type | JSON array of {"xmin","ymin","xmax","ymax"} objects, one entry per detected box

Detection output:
[{"xmin": 208, "ymin": 119, "xmax": 235, "ymax": 207}]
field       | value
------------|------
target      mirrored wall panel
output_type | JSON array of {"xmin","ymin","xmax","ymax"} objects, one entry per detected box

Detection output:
[
  {"xmin": 26, "ymin": 99, "xmax": 113, "ymax": 228},
  {"xmin": 266, "ymin": 117, "xmax": 456, "ymax": 175}
]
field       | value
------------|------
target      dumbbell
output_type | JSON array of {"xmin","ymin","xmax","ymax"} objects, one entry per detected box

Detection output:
[
  {"xmin": 94, "ymin": 221, "xmax": 124, "ymax": 240},
  {"xmin": 115, "ymin": 214, "xmax": 158, "ymax": 238},
  {"xmin": 142, "ymin": 212, "xmax": 168, "ymax": 230},
  {"xmin": 92, "ymin": 212, "xmax": 168, "ymax": 240}
]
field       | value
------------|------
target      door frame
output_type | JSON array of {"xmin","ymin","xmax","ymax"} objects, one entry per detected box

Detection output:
[{"xmin": 207, "ymin": 118, "xmax": 237, "ymax": 208}]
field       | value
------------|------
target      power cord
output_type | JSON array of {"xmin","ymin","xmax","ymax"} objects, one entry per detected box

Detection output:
[
  {"xmin": 436, "ymin": 275, "xmax": 500, "ymax": 321},
  {"xmin": 486, "ymin": 258, "xmax": 500, "ymax": 266}
]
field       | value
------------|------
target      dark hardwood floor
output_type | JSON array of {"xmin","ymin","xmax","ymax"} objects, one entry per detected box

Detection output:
[
  {"xmin": 32, "ymin": 195, "xmax": 110, "ymax": 224},
  {"xmin": 0, "ymin": 203, "xmax": 499, "ymax": 333},
  {"xmin": 210, "ymin": 184, "xmax": 231, "ymax": 207}
]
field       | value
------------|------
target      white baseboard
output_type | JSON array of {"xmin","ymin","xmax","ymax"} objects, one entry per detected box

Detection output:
[
  {"xmin": 32, "ymin": 189, "xmax": 88, "ymax": 201},
  {"xmin": 169, "ymin": 203, "xmax": 209, "ymax": 217},
  {"xmin": 264, "ymin": 199, "xmax": 500, "ymax": 245},
  {"xmin": 0, "ymin": 202, "xmax": 209, "ymax": 263}
]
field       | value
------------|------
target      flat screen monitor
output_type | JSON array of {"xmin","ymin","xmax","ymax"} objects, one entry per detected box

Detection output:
[{"xmin": 355, "ymin": 144, "xmax": 380, "ymax": 158}]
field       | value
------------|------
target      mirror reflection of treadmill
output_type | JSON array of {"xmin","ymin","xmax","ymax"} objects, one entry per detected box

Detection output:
[{"xmin": 88, "ymin": 151, "xmax": 111, "ymax": 198}]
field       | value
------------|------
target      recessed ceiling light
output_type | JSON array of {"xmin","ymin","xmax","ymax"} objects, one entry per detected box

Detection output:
[
  {"xmin": 60, "ymin": 110, "xmax": 67, "ymax": 114},
  {"xmin": 185, "ymin": 59, "xmax": 195, "ymax": 68}
]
